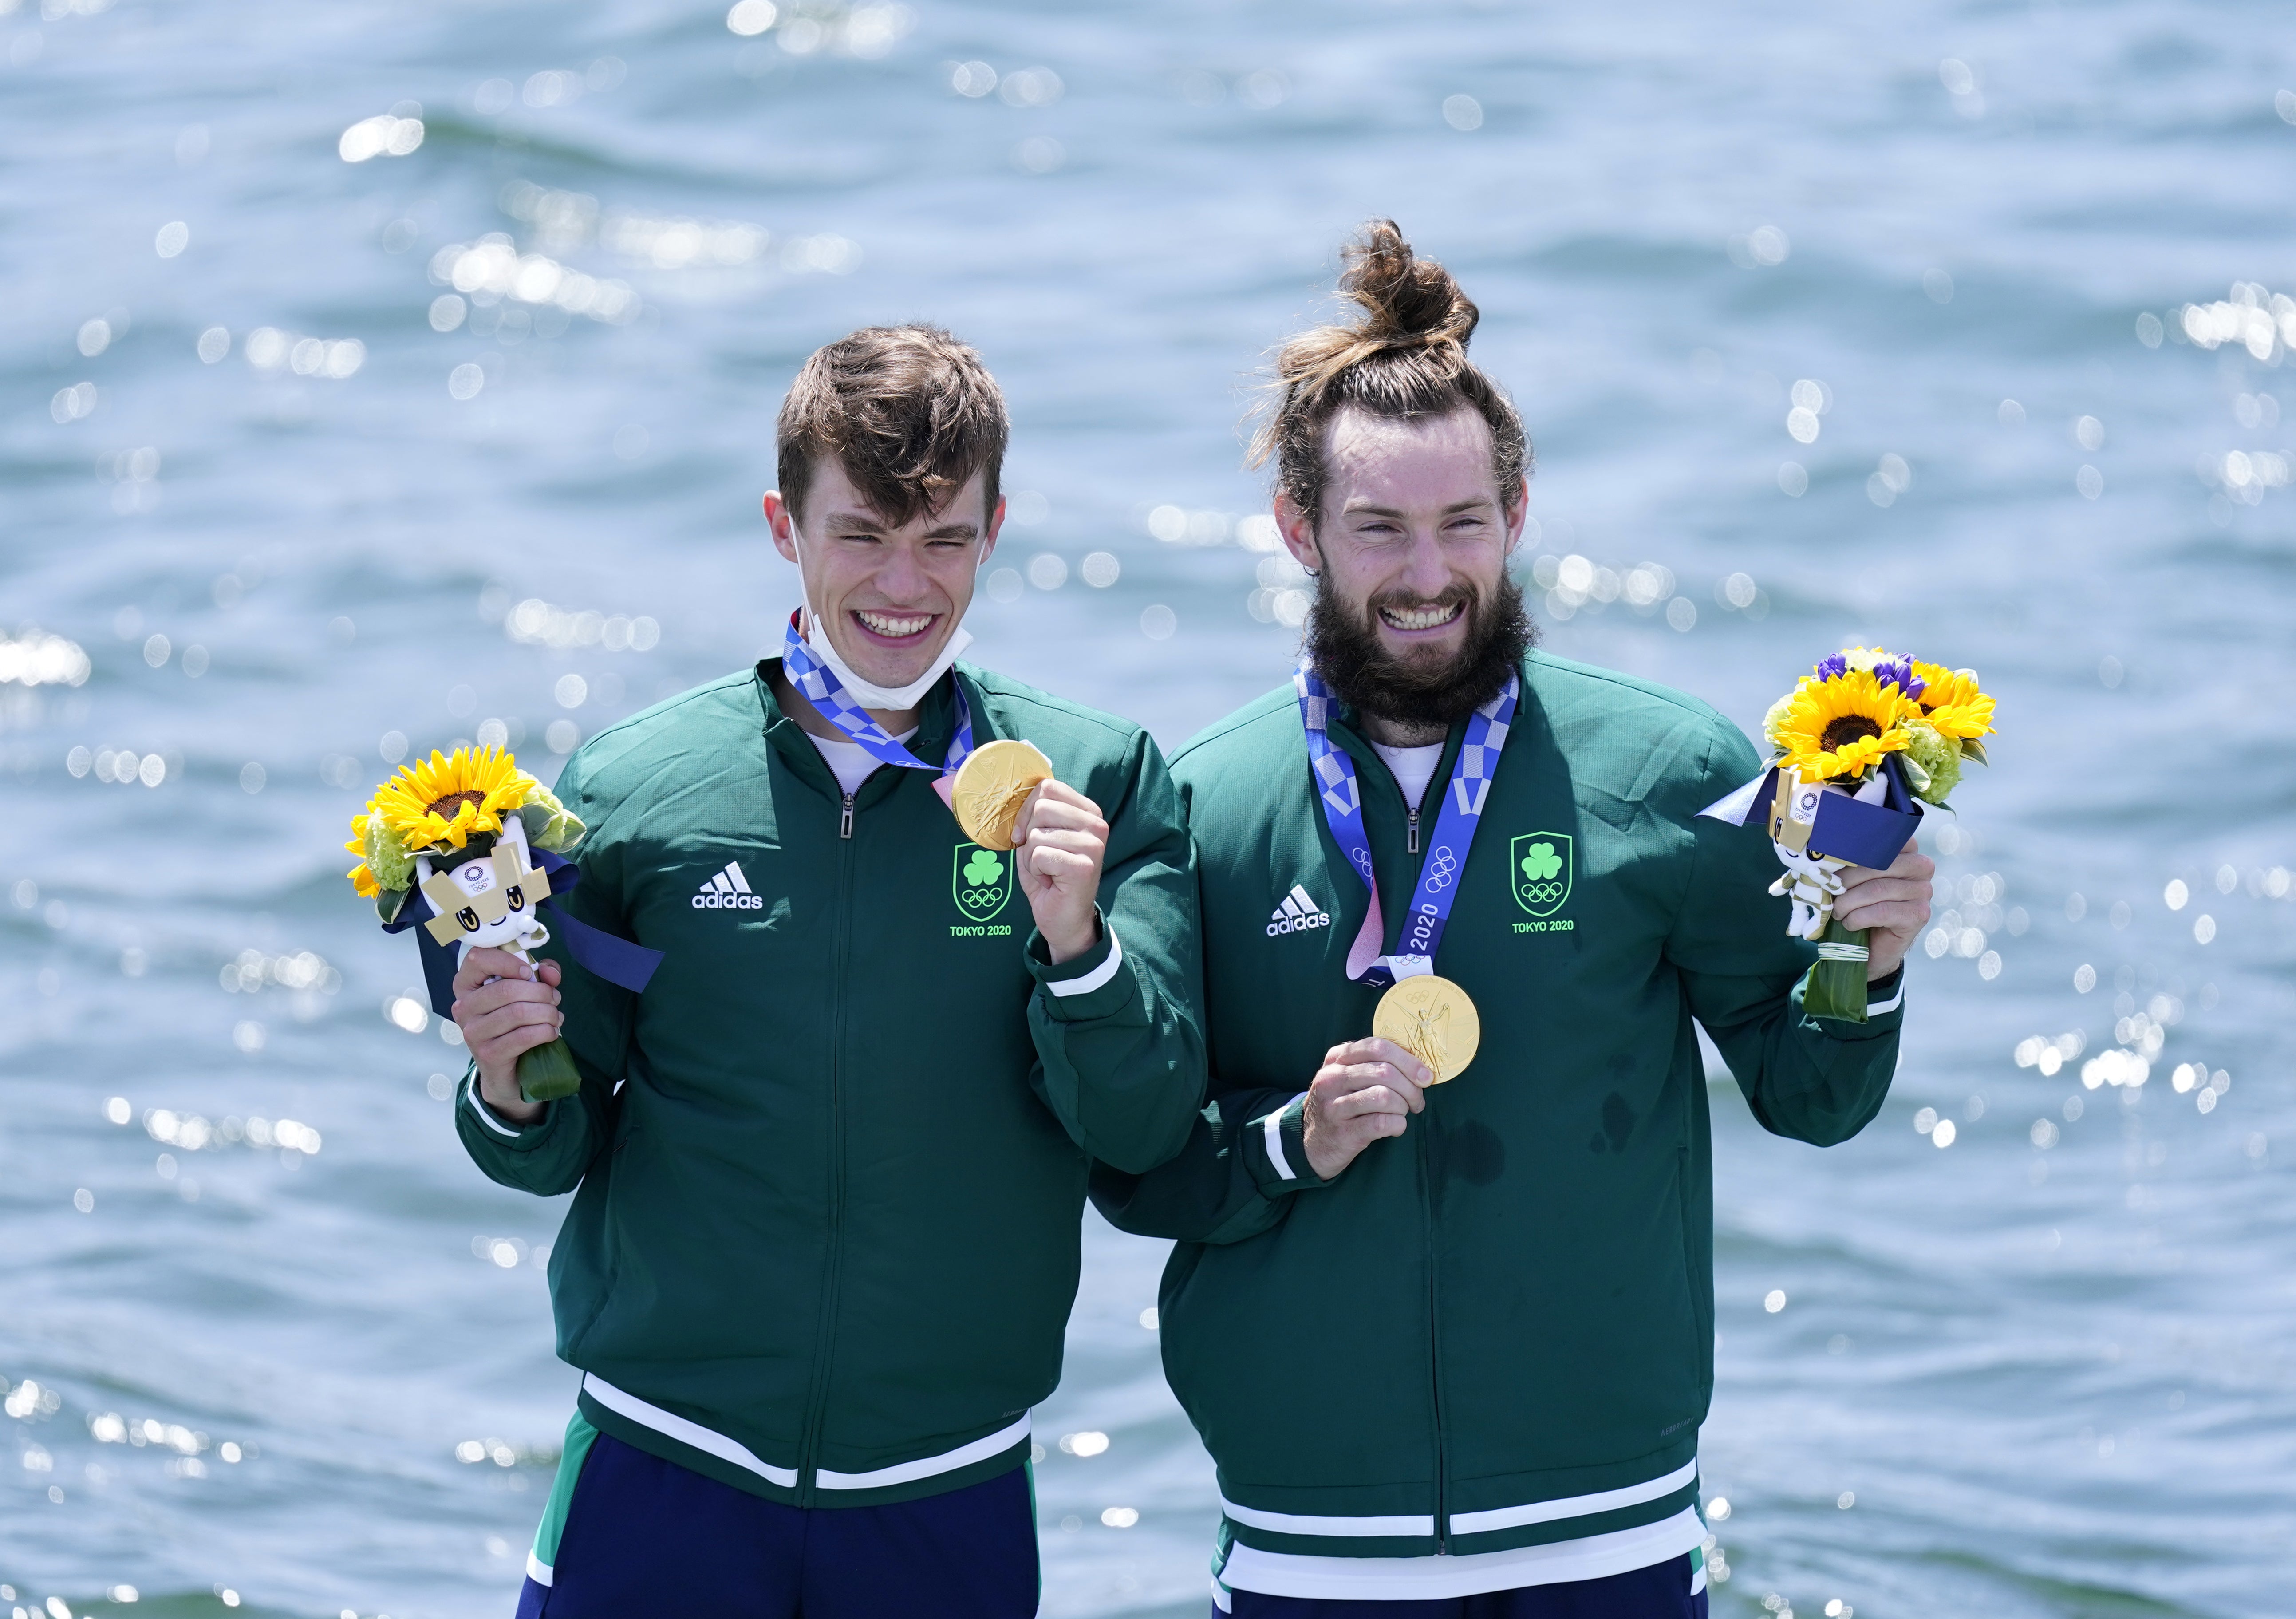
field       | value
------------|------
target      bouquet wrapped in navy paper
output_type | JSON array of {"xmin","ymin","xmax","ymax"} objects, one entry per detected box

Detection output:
[
  {"xmin": 1702, "ymin": 649, "xmax": 1997, "ymax": 1021},
  {"xmin": 345, "ymin": 745, "xmax": 659, "ymax": 1100}
]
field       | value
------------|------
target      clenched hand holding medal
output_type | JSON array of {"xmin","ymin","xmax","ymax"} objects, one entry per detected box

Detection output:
[
  {"xmin": 1293, "ymin": 660, "xmax": 1517, "ymax": 1177},
  {"xmin": 951, "ymin": 737, "xmax": 1110, "ymax": 961}
]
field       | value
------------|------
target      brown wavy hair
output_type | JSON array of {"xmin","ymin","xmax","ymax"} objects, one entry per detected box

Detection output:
[
  {"xmin": 1250, "ymin": 221, "xmax": 1528, "ymax": 528},
  {"xmin": 777, "ymin": 324, "xmax": 1007, "ymax": 529}
]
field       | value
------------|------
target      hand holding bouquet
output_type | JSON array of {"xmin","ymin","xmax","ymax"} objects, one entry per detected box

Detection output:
[
  {"xmin": 345, "ymin": 745, "xmax": 624, "ymax": 1102},
  {"xmin": 1705, "ymin": 649, "xmax": 1997, "ymax": 1021}
]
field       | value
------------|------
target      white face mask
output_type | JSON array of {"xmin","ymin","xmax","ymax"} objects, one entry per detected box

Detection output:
[{"xmin": 799, "ymin": 590, "xmax": 973, "ymax": 710}]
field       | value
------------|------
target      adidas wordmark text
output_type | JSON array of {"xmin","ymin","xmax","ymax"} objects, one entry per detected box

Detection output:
[
  {"xmin": 1266, "ymin": 883, "xmax": 1332, "ymax": 937},
  {"xmin": 693, "ymin": 861, "xmax": 765, "ymax": 910}
]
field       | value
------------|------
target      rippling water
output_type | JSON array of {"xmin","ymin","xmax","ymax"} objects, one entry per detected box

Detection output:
[{"xmin": 4, "ymin": 1, "xmax": 2293, "ymax": 1615}]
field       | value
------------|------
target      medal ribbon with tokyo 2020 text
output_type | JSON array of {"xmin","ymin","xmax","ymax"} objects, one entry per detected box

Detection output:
[
  {"xmin": 780, "ymin": 610, "xmax": 975, "ymax": 775},
  {"xmin": 1293, "ymin": 663, "xmax": 1518, "ymax": 989}
]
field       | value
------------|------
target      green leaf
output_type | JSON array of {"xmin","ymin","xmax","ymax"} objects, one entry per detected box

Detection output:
[
  {"xmin": 1898, "ymin": 752, "xmax": 1932, "ymax": 794},
  {"xmin": 1959, "ymin": 737, "xmax": 1988, "ymax": 766}
]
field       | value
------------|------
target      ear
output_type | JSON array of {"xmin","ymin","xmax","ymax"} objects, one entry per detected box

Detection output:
[
  {"xmin": 763, "ymin": 490, "xmax": 801, "ymax": 565},
  {"xmin": 1274, "ymin": 493, "xmax": 1321, "ymax": 573},
  {"xmin": 1502, "ymin": 477, "xmax": 1531, "ymax": 553},
  {"xmin": 978, "ymin": 494, "xmax": 1006, "ymax": 566}
]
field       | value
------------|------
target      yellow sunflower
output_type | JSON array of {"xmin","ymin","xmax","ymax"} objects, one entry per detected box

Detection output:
[
  {"xmin": 368, "ymin": 746, "xmax": 532, "ymax": 856},
  {"xmin": 1910, "ymin": 661, "xmax": 1996, "ymax": 741},
  {"xmin": 1771, "ymin": 669, "xmax": 1919, "ymax": 782}
]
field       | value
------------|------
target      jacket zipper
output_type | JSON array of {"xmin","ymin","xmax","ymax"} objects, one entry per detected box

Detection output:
[
  {"xmin": 797, "ymin": 791, "xmax": 859, "ymax": 1500},
  {"xmin": 1394, "ymin": 769, "xmax": 1443, "ymax": 1548},
  {"xmin": 1416, "ymin": 1113, "xmax": 1450, "ymax": 1551}
]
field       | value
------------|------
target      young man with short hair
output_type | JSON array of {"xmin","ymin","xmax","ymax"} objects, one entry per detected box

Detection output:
[
  {"xmin": 1094, "ymin": 224, "xmax": 1934, "ymax": 1615},
  {"xmin": 451, "ymin": 324, "xmax": 1205, "ymax": 1618}
]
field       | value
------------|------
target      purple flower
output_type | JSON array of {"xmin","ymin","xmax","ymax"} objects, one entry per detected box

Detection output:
[
  {"xmin": 1873, "ymin": 656, "xmax": 1925, "ymax": 700},
  {"xmin": 1814, "ymin": 652, "xmax": 1848, "ymax": 681}
]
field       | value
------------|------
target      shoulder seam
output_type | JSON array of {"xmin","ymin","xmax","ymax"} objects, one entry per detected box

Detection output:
[
  {"xmin": 1526, "ymin": 652, "xmax": 1732, "ymax": 727},
  {"xmin": 1172, "ymin": 686, "xmax": 1297, "ymax": 764},
  {"xmin": 960, "ymin": 665, "xmax": 1143, "ymax": 743}
]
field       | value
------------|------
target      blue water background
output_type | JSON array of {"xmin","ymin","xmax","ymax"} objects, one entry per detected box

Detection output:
[{"xmin": 3, "ymin": 0, "xmax": 2292, "ymax": 1614}]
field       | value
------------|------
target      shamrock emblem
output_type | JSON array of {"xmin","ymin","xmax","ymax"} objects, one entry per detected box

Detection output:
[
  {"xmin": 1519, "ymin": 841, "xmax": 1562, "ymax": 883},
  {"xmin": 963, "ymin": 849, "xmax": 1005, "ymax": 887}
]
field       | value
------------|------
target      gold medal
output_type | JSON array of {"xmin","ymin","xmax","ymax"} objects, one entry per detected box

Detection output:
[
  {"xmin": 951, "ymin": 738, "xmax": 1054, "ymax": 851},
  {"xmin": 1372, "ymin": 974, "xmax": 1480, "ymax": 1085}
]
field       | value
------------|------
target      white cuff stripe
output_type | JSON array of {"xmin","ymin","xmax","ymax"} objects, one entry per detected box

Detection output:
[
  {"xmin": 1045, "ymin": 924, "xmax": 1124, "ymax": 998},
  {"xmin": 464, "ymin": 1075, "xmax": 522, "ymax": 1138},
  {"xmin": 526, "ymin": 1551, "xmax": 553, "ymax": 1587},
  {"xmin": 1262, "ymin": 1097, "xmax": 1303, "ymax": 1182},
  {"xmin": 1867, "ymin": 982, "xmax": 1905, "ymax": 1015}
]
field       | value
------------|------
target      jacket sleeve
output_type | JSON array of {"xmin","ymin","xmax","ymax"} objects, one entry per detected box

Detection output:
[
  {"xmin": 1089, "ymin": 1081, "xmax": 1337, "ymax": 1244},
  {"xmin": 452, "ymin": 751, "xmax": 635, "ymax": 1196},
  {"xmin": 1023, "ymin": 727, "xmax": 1208, "ymax": 1174},
  {"xmin": 1664, "ymin": 721, "xmax": 1904, "ymax": 1146}
]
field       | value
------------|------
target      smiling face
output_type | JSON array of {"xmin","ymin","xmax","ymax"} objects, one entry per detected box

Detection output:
[
  {"xmin": 766, "ymin": 459, "xmax": 1004, "ymax": 691},
  {"xmin": 1277, "ymin": 406, "xmax": 1529, "ymax": 730}
]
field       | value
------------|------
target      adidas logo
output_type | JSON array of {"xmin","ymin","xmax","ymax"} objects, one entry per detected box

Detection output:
[
  {"xmin": 1266, "ymin": 884, "xmax": 1333, "ymax": 937},
  {"xmin": 692, "ymin": 861, "xmax": 765, "ymax": 911}
]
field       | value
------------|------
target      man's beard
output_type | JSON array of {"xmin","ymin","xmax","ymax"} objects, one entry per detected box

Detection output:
[{"xmin": 1306, "ymin": 572, "xmax": 1535, "ymax": 733}]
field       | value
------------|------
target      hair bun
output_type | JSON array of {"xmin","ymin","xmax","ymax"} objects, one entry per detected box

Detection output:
[{"xmin": 1340, "ymin": 220, "xmax": 1478, "ymax": 351}]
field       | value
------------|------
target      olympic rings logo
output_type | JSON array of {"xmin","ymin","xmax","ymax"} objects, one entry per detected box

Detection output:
[{"xmin": 1423, "ymin": 846, "xmax": 1459, "ymax": 891}]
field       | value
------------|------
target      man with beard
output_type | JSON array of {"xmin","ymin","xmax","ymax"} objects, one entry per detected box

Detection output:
[{"xmin": 1093, "ymin": 223, "xmax": 1933, "ymax": 1616}]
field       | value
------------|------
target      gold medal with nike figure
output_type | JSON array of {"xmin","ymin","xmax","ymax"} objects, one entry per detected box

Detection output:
[
  {"xmin": 951, "ymin": 738, "xmax": 1054, "ymax": 851},
  {"xmin": 1293, "ymin": 655, "xmax": 1519, "ymax": 1088},
  {"xmin": 1372, "ymin": 974, "xmax": 1481, "ymax": 1085}
]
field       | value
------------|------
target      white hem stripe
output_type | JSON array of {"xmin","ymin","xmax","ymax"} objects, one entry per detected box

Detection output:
[
  {"xmin": 1046, "ymin": 925, "xmax": 1124, "ymax": 998},
  {"xmin": 1219, "ymin": 1495, "xmax": 1433, "ymax": 1537},
  {"xmin": 1220, "ymin": 1456, "xmax": 1695, "ymax": 1543},
  {"xmin": 580, "ymin": 1374, "xmax": 799, "ymax": 1488},
  {"xmin": 581, "ymin": 1374, "xmax": 1026, "ymax": 1494},
  {"xmin": 1448, "ymin": 1458, "xmax": 1698, "ymax": 1535},
  {"xmin": 1221, "ymin": 1504, "xmax": 1706, "ymax": 1601},
  {"xmin": 815, "ymin": 1414, "xmax": 1030, "ymax": 1489}
]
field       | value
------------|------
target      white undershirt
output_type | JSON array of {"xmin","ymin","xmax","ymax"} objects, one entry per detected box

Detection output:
[
  {"xmin": 803, "ymin": 726, "xmax": 915, "ymax": 796},
  {"xmin": 1370, "ymin": 741, "xmax": 1445, "ymax": 810}
]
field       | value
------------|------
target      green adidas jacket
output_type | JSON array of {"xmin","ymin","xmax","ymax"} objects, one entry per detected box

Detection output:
[
  {"xmin": 1091, "ymin": 651, "xmax": 1903, "ymax": 1567},
  {"xmin": 456, "ymin": 661, "xmax": 1204, "ymax": 1508}
]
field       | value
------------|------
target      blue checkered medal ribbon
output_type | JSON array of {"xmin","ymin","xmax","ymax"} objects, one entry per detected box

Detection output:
[
  {"xmin": 1293, "ymin": 663, "xmax": 1519, "ymax": 989},
  {"xmin": 781, "ymin": 611, "xmax": 975, "ymax": 774}
]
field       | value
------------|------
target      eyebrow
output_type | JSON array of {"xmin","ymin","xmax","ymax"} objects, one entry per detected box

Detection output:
[
  {"xmin": 1342, "ymin": 497, "xmax": 1495, "ymax": 518},
  {"xmin": 822, "ymin": 509, "xmax": 980, "ymax": 541}
]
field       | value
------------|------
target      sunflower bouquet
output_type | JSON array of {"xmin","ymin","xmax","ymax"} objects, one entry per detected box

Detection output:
[
  {"xmin": 347, "ymin": 746, "xmax": 590, "ymax": 1100},
  {"xmin": 1706, "ymin": 648, "xmax": 1996, "ymax": 1021}
]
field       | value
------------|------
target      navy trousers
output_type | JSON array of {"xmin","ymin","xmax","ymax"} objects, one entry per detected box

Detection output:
[
  {"xmin": 1223, "ymin": 1553, "xmax": 1709, "ymax": 1618},
  {"xmin": 515, "ymin": 1431, "xmax": 1038, "ymax": 1619}
]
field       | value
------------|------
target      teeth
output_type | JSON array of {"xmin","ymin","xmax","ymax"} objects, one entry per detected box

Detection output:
[
  {"xmin": 856, "ymin": 610, "xmax": 933, "ymax": 637},
  {"xmin": 1380, "ymin": 603, "xmax": 1463, "ymax": 631}
]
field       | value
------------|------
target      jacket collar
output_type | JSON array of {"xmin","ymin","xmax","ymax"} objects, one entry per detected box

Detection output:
[{"xmin": 753, "ymin": 658, "xmax": 965, "ymax": 805}]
